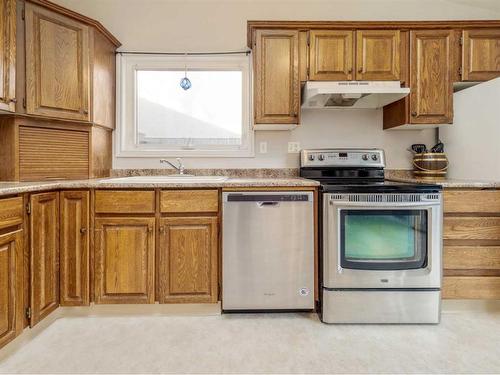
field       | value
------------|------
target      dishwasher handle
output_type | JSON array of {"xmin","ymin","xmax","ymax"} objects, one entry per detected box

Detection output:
[
  {"xmin": 225, "ymin": 193, "xmax": 311, "ymax": 202},
  {"xmin": 257, "ymin": 201, "xmax": 280, "ymax": 207}
]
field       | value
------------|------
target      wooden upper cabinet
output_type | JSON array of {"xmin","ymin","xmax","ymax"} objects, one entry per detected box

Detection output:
[
  {"xmin": 254, "ymin": 29, "xmax": 299, "ymax": 125},
  {"xmin": 356, "ymin": 30, "xmax": 400, "ymax": 81},
  {"xmin": 309, "ymin": 30, "xmax": 354, "ymax": 81},
  {"xmin": 94, "ymin": 217, "xmax": 155, "ymax": 304},
  {"xmin": 60, "ymin": 191, "xmax": 89, "ymax": 306},
  {"xmin": 462, "ymin": 29, "xmax": 500, "ymax": 81},
  {"xmin": 158, "ymin": 217, "xmax": 218, "ymax": 304},
  {"xmin": 25, "ymin": 3, "xmax": 90, "ymax": 121},
  {"xmin": 0, "ymin": 230, "xmax": 23, "ymax": 349},
  {"xmin": 30, "ymin": 192, "xmax": 59, "ymax": 327},
  {"xmin": 409, "ymin": 30, "xmax": 453, "ymax": 124},
  {"xmin": 0, "ymin": 0, "xmax": 16, "ymax": 112}
]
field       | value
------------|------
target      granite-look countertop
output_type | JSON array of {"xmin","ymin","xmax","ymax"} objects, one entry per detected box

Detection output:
[
  {"xmin": 386, "ymin": 170, "xmax": 500, "ymax": 189},
  {"xmin": 0, "ymin": 177, "xmax": 319, "ymax": 197}
]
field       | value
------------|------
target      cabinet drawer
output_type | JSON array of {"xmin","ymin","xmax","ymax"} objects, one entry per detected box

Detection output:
[
  {"xmin": 444, "ymin": 190, "xmax": 500, "ymax": 213},
  {"xmin": 443, "ymin": 276, "xmax": 500, "ymax": 299},
  {"xmin": 161, "ymin": 190, "xmax": 219, "ymax": 214},
  {"xmin": 444, "ymin": 246, "xmax": 500, "ymax": 270},
  {"xmin": 95, "ymin": 190, "xmax": 155, "ymax": 214},
  {"xmin": 0, "ymin": 197, "xmax": 23, "ymax": 230},
  {"xmin": 444, "ymin": 217, "xmax": 500, "ymax": 241}
]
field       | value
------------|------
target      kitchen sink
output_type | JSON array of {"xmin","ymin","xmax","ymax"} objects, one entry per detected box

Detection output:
[{"xmin": 99, "ymin": 176, "xmax": 228, "ymax": 183}]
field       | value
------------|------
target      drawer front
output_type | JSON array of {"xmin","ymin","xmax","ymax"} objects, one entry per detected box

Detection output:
[
  {"xmin": 444, "ymin": 246, "xmax": 500, "ymax": 271},
  {"xmin": 443, "ymin": 276, "xmax": 500, "ymax": 299},
  {"xmin": 444, "ymin": 217, "xmax": 500, "ymax": 241},
  {"xmin": 95, "ymin": 190, "xmax": 155, "ymax": 214},
  {"xmin": 444, "ymin": 190, "xmax": 500, "ymax": 213},
  {"xmin": 161, "ymin": 190, "xmax": 219, "ymax": 214},
  {"xmin": 0, "ymin": 197, "xmax": 23, "ymax": 230}
]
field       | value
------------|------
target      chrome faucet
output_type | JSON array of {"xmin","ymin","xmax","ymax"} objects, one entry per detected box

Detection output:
[{"xmin": 160, "ymin": 158, "xmax": 185, "ymax": 175}]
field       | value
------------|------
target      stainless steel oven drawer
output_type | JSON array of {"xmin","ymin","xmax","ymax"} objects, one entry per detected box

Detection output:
[{"xmin": 322, "ymin": 289, "xmax": 441, "ymax": 324}]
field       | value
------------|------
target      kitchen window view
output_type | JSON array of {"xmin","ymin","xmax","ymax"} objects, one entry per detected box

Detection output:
[{"xmin": 117, "ymin": 54, "xmax": 253, "ymax": 157}]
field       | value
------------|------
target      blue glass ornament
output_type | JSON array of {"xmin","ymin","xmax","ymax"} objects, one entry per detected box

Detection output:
[{"xmin": 180, "ymin": 76, "xmax": 192, "ymax": 90}]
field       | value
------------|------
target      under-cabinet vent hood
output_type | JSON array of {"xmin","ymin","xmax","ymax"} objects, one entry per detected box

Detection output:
[{"xmin": 302, "ymin": 81, "xmax": 410, "ymax": 109}]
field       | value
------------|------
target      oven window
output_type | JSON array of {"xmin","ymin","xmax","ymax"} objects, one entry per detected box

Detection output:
[{"xmin": 340, "ymin": 209, "xmax": 428, "ymax": 270}]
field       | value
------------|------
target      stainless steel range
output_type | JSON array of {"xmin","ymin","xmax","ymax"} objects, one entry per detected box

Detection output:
[{"xmin": 300, "ymin": 148, "xmax": 443, "ymax": 324}]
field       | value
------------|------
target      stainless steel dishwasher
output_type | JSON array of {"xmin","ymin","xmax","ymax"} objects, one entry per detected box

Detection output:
[{"xmin": 222, "ymin": 191, "xmax": 314, "ymax": 311}]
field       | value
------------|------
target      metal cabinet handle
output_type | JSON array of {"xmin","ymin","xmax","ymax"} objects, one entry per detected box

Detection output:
[
  {"xmin": 80, "ymin": 228, "xmax": 87, "ymax": 234},
  {"xmin": 82, "ymin": 109, "xmax": 89, "ymax": 114},
  {"xmin": 348, "ymin": 68, "xmax": 353, "ymax": 74},
  {"xmin": 9, "ymin": 98, "xmax": 17, "ymax": 103},
  {"xmin": 358, "ymin": 67, "xmax": 363, "ymax": 73},
  {"xmin": 159, "ymin": 226, "xmax": 165, "ymax": 233},
  {"xmin": 411, "ymin": 111, "xmax": 417, "ymax": 117}
]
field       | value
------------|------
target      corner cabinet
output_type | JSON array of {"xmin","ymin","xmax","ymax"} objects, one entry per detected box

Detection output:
[
  {"xmin": 0, "ymin": 0, "xmax": 16, "ymax": 112},
  {"xmin": 462, "ymin": 29, "xmax": 500, "ymax": 81},
  {"xmin": 253, "ymin": 29, "xmax": 300, "ymax": 127},
  {"xmin": 29, "ymin": 192, "xmax": 60, "ymax": 327},
  {"xmin": 94, "ymin": 217, "xmax": 155, "ymax": 304},
  {"xmin": 24, "ymin": 3, "xmax": 90, "ymax": 121}
]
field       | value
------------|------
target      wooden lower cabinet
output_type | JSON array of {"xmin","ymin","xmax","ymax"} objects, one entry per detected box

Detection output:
[
  {"xmin": 442, "ymin": 189, "xmax": 500, "ymax": 299},
  {"xmin": 158, "ymin": 217, "xmax": 218, "ymax": 303},
  {"xmin": 59, "ymin": 191, "xmax": 90, "ymax": 306},
  {"xmin": 94, "ymin": 217, "xmax": 155, "ymax": 304},
  {"xmin": 0, "ymin": 230, "xmax": 23, "ymax": 349},
  {"xmin": 30, "ymin": 192, "xmax": 59, "ymax": 327}
]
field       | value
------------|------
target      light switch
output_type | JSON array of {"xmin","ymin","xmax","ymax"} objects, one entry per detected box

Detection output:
[
  {"xmin": 288, "ymin": 142, "xmax": 300, "ymax": 153},
  {"xmin": 259, "ymin": 141, "xmax": 268, "ymax": 154}
]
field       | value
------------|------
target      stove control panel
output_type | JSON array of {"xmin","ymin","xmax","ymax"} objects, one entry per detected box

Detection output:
[{"xmin": 300, "ymin": 149, "xmax": 385, "ymax": 168}]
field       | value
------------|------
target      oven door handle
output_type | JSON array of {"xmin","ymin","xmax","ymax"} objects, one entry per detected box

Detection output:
[{"xmin": 328, "ymin": 200, "xmax": 440, "ymax": 208}]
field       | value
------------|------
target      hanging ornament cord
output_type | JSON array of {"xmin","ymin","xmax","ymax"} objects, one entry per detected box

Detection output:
[{"xmin": 180, "ymin": 52, "xmax": 192, "ymax": 90}]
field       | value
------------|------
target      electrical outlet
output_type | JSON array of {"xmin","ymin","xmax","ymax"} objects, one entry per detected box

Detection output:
[
  {"xmin": 288, "ymin": 142, "xmax": 300, "ymax": 153},
  {"xmin": 259, "ymin": 141, "xmax": 268, "ymax": 154}
]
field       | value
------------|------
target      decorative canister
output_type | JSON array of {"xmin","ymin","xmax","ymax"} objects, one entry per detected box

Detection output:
[{"xmin": 412, "ymin": 152, "xmax": 449, "ymax": 178}]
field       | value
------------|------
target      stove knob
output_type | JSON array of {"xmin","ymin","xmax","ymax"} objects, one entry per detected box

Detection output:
[
  {"xmin": 362, "ymin": 154, "xmax": 369, "ymax": 161},
  {"xmin": 318, "ymin": 154, "xmax": 325, "ymax": 161},
  {"xmin": 308, "ymin": 154, "xmax": 315, "ymax": 161},
  {"xmin": 371, "ymin": 154, "xmax": 378, "ymax": 161}
]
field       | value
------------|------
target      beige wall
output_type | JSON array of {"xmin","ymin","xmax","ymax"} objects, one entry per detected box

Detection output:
[{"xmin": 53, "ymin": 0, "xmax": 500, "ymax": 170}]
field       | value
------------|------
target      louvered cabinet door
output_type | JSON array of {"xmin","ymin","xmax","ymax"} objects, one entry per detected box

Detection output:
[
  {"xmin": 30, "ymin": 192, "xmax": 59, "ymax": 327},
  {"xmin": 0, "ymin": 0, "xmax": 16, "ymax": 112},
  {"xmin": 0, "ymin": 230, "xmax": 23, "ymax": 349},
  {"xmin": 60, "ymin": 191, "xmax": 90, "ymax": 306},
  {"xmin": 25, "ymin": 3, "xmax": 90, "ymax": 121}
]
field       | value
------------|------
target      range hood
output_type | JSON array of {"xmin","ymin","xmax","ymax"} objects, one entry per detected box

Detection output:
[{"xmin": 302, "ymin": 81, "xmax": 410, "ymax": 109}]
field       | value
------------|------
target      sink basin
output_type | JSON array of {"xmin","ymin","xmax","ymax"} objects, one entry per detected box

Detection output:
[{"xmin": 100, "ymin": 176, "xmax": 228, "ymax": 184}]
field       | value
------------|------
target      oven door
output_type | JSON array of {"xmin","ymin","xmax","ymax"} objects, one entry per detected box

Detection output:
[{"xmin": 323, "ymin": 193, "xmax": 442, "ymax": 289}]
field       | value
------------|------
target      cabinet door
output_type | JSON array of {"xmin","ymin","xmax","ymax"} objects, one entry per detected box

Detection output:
[
  {"xmin": 0, "ymin": 0, "xmax": 16, "ymax": 112},
  {"xmin": 158, "ymin": 217, "xmax": 218, "ymax": 303},
  {"xmin": 25, "ymin": 3, "xmax": 90, "ymax": 121},
  {"xmin": 60, "ymin": 191, "xmax": 89, "ymax": 306},
  {"xmin": 95, "ymin": 217, "xmax": 155, "ymax": 304},
  {"xmin": 254, "ymin": 29, "xmax": 299, "ymax": 125},
  {"xmin": 30, "ymin": 192, "xmax": 59, "ymax": 327},
  {"xmin": 356, "ymin": 30, "xmax": 400, "ymax": 81},
  {"xmin": 309, "ymin": 30, "xmax": 354, "ymax": 80},
  {"xmin": 0, "ymin": 230, "xmax": 23, "ymax": 349},
  {"xmin": 462, "ymin": 29, "xmax": 500, "ymax": 81},
  {"xmin": 410, "ymin": 30, "xmax": 453, "ymax": 124}
]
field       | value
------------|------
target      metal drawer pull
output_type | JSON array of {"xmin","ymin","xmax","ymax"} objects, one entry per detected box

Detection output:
[{"xmin": 80, "ymin": 228, "xmax": 87, "ymax": 234}]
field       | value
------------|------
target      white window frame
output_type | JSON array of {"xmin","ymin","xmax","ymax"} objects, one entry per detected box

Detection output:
[{"xmin": 116, "ymin": 53, "xmax": 254, "ymax": 158}]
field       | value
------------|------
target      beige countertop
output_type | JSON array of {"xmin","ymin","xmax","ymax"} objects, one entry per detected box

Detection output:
[
  {"xmin": 385, "ymin": 170, "xmax": 500, "ymax": 189},
  {"xmin": 0, "ymin": 177, "xmax": 319, "ymax": 197}
]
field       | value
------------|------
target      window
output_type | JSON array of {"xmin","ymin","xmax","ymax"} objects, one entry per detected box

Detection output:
[{"xmin": 117, "ymin": 54, "xmax": 253, "ymax": 157}]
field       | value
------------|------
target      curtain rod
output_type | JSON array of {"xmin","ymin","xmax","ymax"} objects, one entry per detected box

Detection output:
[{"xmin": 116, "ymin": 50, "xmax": 251, "ymax": 56}]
